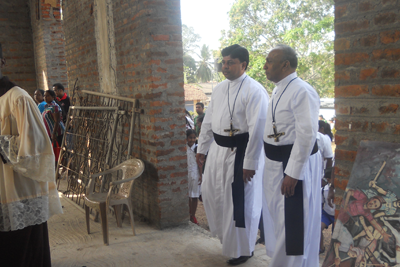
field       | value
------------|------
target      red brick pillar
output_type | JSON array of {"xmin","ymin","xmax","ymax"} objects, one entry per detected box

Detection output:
[
  {"xmin": 30, "ymin": 0, "xmax": 68, "ymax": 92},
  {"xmin": 334, "ymin": 0, "xmax": 400, "ymax": 211},
  {"xmin": 64, "ymin": 0, "xmax": 187, "ymax": 228},
  {"xmin": 0, "ymin": 1, "xmax": 37, "ymax": 94}
]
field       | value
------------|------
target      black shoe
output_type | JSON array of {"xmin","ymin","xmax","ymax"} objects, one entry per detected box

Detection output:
[
  {"xmin": 255, "ymin": 237, "xmax": 265, "ymax": 245},
  {"xmin": 227, "ymin": 252, "xmax": 254, "ymax": 265}
]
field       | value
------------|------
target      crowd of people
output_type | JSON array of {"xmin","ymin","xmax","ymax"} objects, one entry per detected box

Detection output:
[
  {"xmin": 1, "ymin": 39, "xmax": 337, "ymax": 266},
  {"xmin": 33, "ymin": 84, "xmax": 70, "ymax": 165},
  {"xmin": 185, "ymin": 44, "xmax": 337, "ymax": 266}
]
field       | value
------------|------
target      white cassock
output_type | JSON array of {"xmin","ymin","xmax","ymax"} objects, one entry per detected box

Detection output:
[
  {"xmin": 198, "ymin": 72, "xmax": 269, "ymax": 258},
  {"xmin": 262, "ymin": 72, "xmax": 322, "ymax": 267},
  {"xmin": 0, "ymin": 86, "xmax": 63, "ymax": 232}
]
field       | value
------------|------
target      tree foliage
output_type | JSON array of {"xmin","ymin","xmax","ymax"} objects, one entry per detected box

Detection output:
[
  {"xmin": 196, "ymin": 45, "xmax": 213, "ymax": 83},
  {"xmin": 182, "ymin": 24, "xmax": 201, "ymax": 83},
  {"xmin": 220, "ymin": 0, "xmax": 335, "ymax": 97}
]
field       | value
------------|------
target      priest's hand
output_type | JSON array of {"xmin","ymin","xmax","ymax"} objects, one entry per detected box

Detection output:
[
  {"xmin": 281, "ymin": 175, "xmax": 298, "ymax": 198},
  {"xmin": 196, "ymin": 153, "xmax": 206, "ymax": 169},
  {"xmin": 243, "ymin": 169, "xmax": 255, "ymax": 183}
]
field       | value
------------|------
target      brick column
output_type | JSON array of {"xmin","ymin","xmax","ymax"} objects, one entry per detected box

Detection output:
[
  {"xmin": 334, "ymin": 0, "xmax": 400, "ymax": 211},
  {"xmin": 64, "ymin": 0, "xmax": 187, "ymax": 228},
  {"xmin": 30, "ymin": 0, "xmax": 68, "ymax": 92},
  {"xmin": 0, "ymin": 1, "xmax": 37, "ymax": 94}
]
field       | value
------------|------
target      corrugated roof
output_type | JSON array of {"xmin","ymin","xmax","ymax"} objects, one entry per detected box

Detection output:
[{"xmin": 184, "ymin": 84, "xmax": 208, "ymax": 101}]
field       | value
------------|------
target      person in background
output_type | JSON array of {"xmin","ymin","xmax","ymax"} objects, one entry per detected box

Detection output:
[
  {"xmin": 0, "ymin": 44, "xmax": 63, "ymax": 267},
  {"xmin": 43, "ymin": 90, "xmax": 65, "ymax": 165},
  {"xmin": 317, "ymin": 121, "xmax": 334, "ymax": 254},
  {"xmin": 320, "ymin": 177, "xmax": 335, "ymax": 254},
  {"xmin": 319, "ymin": 114, "xmax": 327, "ymax": 123},
  {"xmin": 185, "ymin": 109, "xmax": 194, "ymax": 130},
  {"xmin": 317, "ymin": 120, "xmax": 333, "ymax": 175},
  {"xmin": 323, "ymin": 121, "xmax": 334, "ymax": 142},
  {"xmin": 34, "ymin": 89, "xmax": 46, "ymax": 113},
  {"xmin": 194, "ymin": 102, "xmax": 205, "ymax": 136},
  {"xmin": 53, "ymin": 83, "xmax": 70, "ymax": 123},
  {"xmin": 196, "ymin": 114, "xmax": 205, "ymax": 136},
  {"xmin": 186, "ymin": 129, "xmax": 202, "ymax": 225}
]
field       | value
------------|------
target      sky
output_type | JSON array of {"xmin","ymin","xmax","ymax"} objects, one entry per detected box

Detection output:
[{"xmin": 180, "ymin": 0, "xmax": 235, "ymax": 52}]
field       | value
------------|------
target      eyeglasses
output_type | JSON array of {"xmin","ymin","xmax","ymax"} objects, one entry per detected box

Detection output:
[{"xmin": 220, "ymin": 60, "xmax": 241, "ymax": 66}]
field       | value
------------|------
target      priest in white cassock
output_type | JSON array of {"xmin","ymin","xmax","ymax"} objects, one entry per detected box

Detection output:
[
  {"xmin": 0, "ymin": 43, "xmax": 63, "ymax": 267},
  {"xmin": 261, "ymin": 44, "xmax": 322, "ymax": 267},
  {"xmin": 196, "ymin": 44, "xmax": 269, "ymax": 265}
]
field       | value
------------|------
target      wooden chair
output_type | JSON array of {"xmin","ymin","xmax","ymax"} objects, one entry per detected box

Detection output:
[{"xmin": 84, "ymin": 158, "xmax": 145, "ymax": 245}]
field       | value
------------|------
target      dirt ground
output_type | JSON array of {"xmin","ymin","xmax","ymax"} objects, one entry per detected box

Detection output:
[{"xmin": 196, "ymin": 201, "xmax": 209, "ymax": 231}]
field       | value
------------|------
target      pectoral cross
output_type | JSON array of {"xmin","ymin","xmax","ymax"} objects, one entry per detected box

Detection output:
[
  {"xmin": 224, "ymin": 121, "xmax": 239, "ymax": 151},
  {"xmin": 267, "ymin": 122, "xmax": 285, "ymax": 142}
]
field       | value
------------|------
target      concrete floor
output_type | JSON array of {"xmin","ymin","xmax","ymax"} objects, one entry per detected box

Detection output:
[
  {"xmin": 49, "ymin": 193, "xmax": 326, "ymax": 267},
  {"xmin": 49, "ymin": 194, "xmax": 273, "ymax": 267}
]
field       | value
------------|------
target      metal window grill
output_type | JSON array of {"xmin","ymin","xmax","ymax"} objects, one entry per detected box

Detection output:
[{"xmin": 57, "ymin": 82, "xmax": 143, "ymax": 208}]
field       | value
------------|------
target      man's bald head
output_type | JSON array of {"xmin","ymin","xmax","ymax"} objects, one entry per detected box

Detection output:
[
  {"xmin": 263, "ymin": 44, "xmax": 297, "ymax": 83},
  {"xmin": 273, "ymin": 44, "xmax": 298, "ymax": 69}
]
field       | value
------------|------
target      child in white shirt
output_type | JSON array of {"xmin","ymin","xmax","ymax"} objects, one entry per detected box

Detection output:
[{"xmin": 186, "ymin": 129, "xmax": 201, "ymax": 224}]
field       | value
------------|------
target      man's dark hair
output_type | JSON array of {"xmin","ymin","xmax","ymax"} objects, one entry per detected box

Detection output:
[
  {"xmin": 36, "ymin": 89, "xmax": 45, "ymax": 96},
  {"xmin": 323, "ymin": 122, "xmax": 333, "ymax": 141},
  {"xmin": 0, "ymin": 76, "xmax": 17, "ymax": 97},
  {"xmin": 318, "ymin": 120, "xmax": 326, "ymax": 129},
  {"xmin": 46, "ymin": 89, "xmax": 57, "ymax": 98},
  {"xmin": 186, "ymin": 129, "xmax": 196, "ymax": 138},
  {"xmin": 196, "ymin": 102, "xmax": 204, "ymax": 109},
  {"xmin": 275, "ymin": 44, "xmax": 298, "ymax": 69},
  {"xmin": 53, "ymin": 83, "xmax": 64, "ymax": 91},
  {"xmin": 221, "ymin": 44, "xmax": 249, "ymax": 70}
]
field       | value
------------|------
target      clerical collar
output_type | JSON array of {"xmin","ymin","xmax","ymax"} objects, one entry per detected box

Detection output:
[
  {"xmin": 228, "ymin": 72, "xmax": 247, "ymax": 85},
  {"xmin": 273, "ymin": 72, "xmax": 298, "ymax": 94}
]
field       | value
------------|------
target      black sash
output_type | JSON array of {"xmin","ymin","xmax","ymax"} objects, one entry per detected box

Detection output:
[
  {"xmin": 213, "ymin": 132, "xmax": 249, "ymax": 228},
  {"xmin": 263, "ymin": 141, "xmax": 318, "ymax": 256}
]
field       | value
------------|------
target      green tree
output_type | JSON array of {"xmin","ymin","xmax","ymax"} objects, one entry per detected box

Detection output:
[
  {"xmin": 221, "ymin": 0, "xmax": 334, "ymax": 97},
  {"xmin": 182, "ymin": 24, "xmax": 201, "ymax": 83},
  {"xmin": 196, "ymin": 44, "xmax": 213, "ymax": 83}
]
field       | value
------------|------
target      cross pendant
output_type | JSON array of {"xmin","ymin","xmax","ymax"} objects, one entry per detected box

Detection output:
[
  {"xmin": 224, "ymin": 122, "xmax": 239, "ymax": 151},
  {"xmin": 267, "ymin": 123, "xmax": 285, "ymax": 142}
]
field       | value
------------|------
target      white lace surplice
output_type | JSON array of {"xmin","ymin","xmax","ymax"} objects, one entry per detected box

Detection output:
[{"xmin": 0, "ymin": 87, "xmax": 62, "ymax": 231}]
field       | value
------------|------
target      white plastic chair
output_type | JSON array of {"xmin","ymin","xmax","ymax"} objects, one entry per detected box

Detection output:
[{"xmin": 84, "ymin": 158, "xmax": 145, "ymax": 245}]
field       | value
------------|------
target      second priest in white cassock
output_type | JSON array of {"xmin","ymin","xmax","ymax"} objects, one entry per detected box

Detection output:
[
  {"xmin": 196, "ymin": 44, "xmax": 269, "ymax": 265},
  {"xmin": 261, "ymin": 45, "xmax": 322, "ymax": 267}
]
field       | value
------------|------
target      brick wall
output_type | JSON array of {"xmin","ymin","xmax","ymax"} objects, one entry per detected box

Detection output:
[
  {"xmin": 334, "ymin": 0, "xmax": 400, "ymax": 210},
  {"xmin": 64, "ymin": 0, "xmax": 187, "ymax": 228},
  {"xmin": 113, "ymin": 0, "xmax": 187, "ymax": 229},
  {"xmin": 0, "ymin": 1, "xmax": 37, "ymax": 95},
  {"xmin": 30, "ymin": 0, "xmax": 68, "ymax": 92},
  {"xmin": 63, "ymin": 0, "xmax": 100, "ymax": 92}
]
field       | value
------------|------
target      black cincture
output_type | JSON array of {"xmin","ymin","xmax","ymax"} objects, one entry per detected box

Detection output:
[
  {"xmin": 213, "ymin": 132, "xmax": 249, "ymax": 228},
  {"xmin": 263, "ymin": 141, "xmax": 318, "ymax": 256}
]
